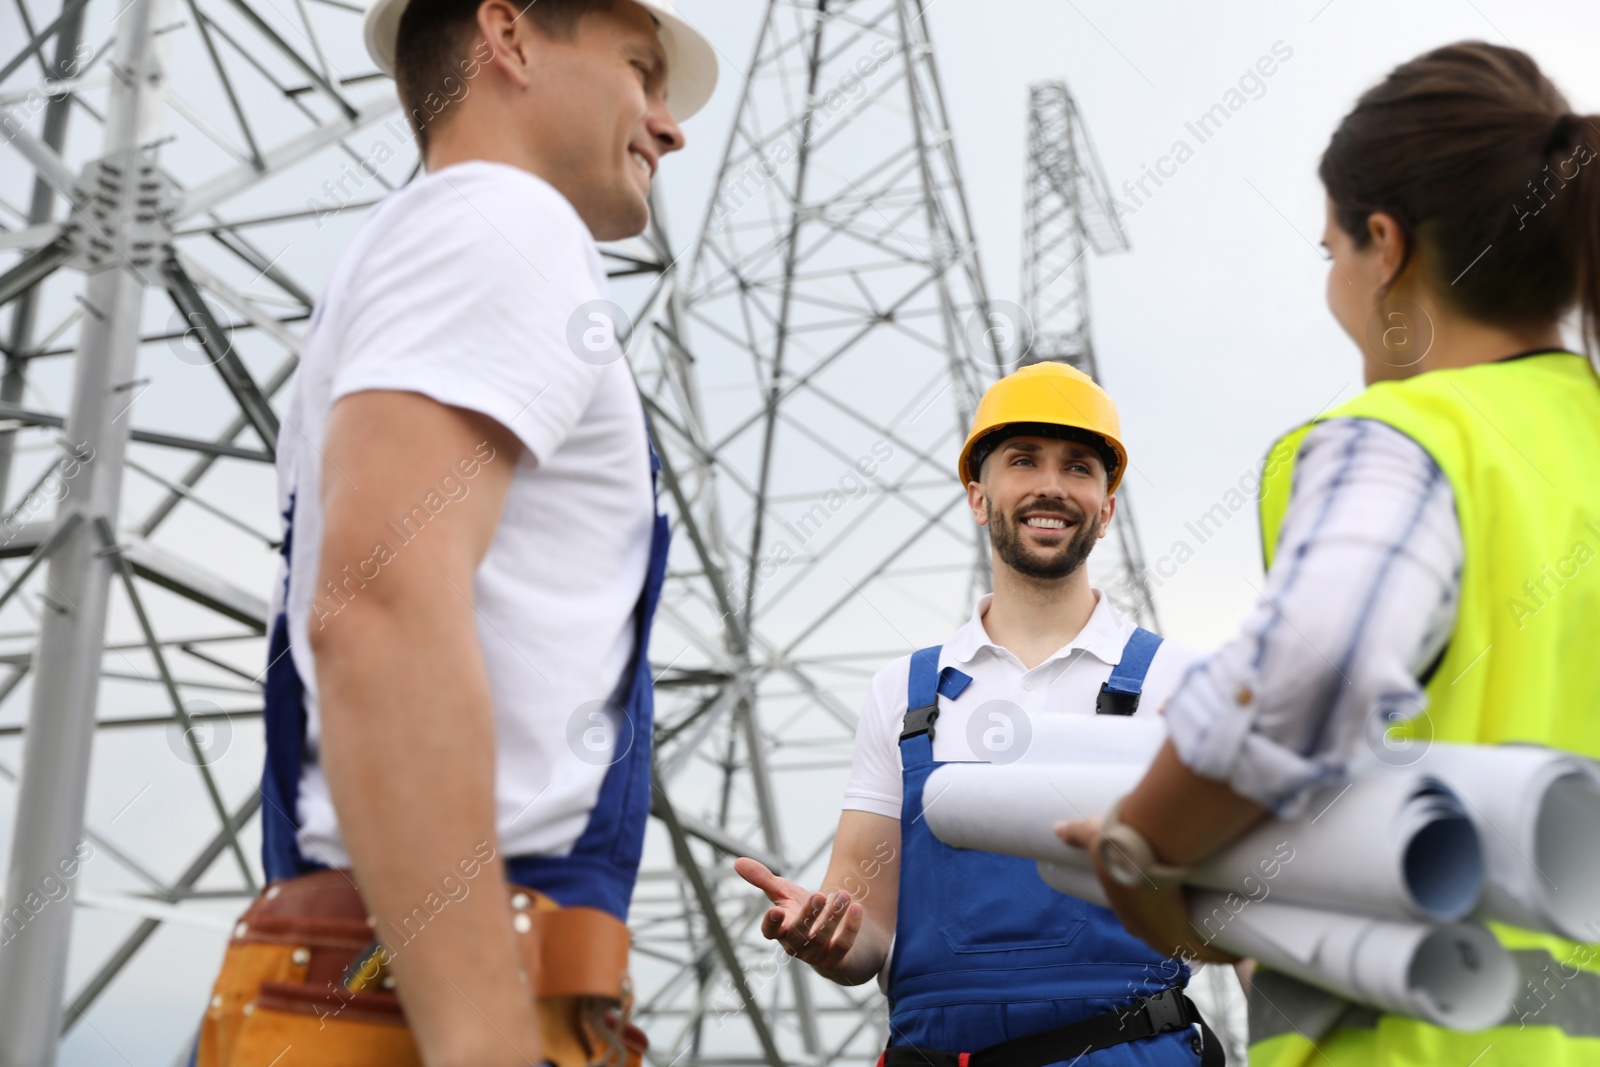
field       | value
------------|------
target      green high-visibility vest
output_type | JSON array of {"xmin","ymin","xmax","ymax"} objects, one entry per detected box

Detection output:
[{"xmin": 1251, "ymin": 351, "xmax": 1600, "ymax": 1066}]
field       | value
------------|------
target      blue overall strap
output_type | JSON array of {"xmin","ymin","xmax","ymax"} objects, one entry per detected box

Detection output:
[
  {"xmin": 505, "ymin": 412, "xmax": 671, "ymax": 919},
  {"xmin": 899, "ymin": 646, "xmax": 973, "ymax": 743},
  {"xmin": 260, "ymin": 492, "xmax": 320, "ymax": 882},
  {"xmin": 260, "ymin": 612, "xmax": 314, "ymax": 881},
  {"xmin": 1095, "ymin": 626, "xmax": 1163, "ymax": 717}
]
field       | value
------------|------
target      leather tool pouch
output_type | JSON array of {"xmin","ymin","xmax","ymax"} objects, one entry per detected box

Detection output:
[{"xmin": 197, "ymin": 869, "xmax": 647, "ymax": 1067}]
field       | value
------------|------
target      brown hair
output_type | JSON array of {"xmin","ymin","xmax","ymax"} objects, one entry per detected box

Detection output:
[
  {"xmin": 1319, "ymin": 41, "xmax": 1600, "ymax": 353},
  {"xmin": 394, "ymin": 0, "xmax": 615, "ymax": 155}
]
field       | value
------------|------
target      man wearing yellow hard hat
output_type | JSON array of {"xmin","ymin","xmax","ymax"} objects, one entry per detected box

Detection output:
[
  {"xmin": 191, "ymin": 0, "xmax": 716, "ymax": 1064},
  {"xmin": 736, "ymin": 362, "xmax": 1226, "ymax": 1066}
]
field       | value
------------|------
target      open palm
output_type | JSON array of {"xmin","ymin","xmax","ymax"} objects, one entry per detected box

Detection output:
[{"xmin": 733, "ymin": 857, "xmax": 863, "ymax": 973}]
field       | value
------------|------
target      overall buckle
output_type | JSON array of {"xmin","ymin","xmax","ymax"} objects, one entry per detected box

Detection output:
[
  {"xmin": 1139, "ymin": 988, "xmax": 1189, "ymax": 1034},
  {"xmin": 1095, "ymin": 681, "xmax": 1141, "ymax": 717},
  {"xmin": 900, "ymin": 703, "xmax": 940, "ymax": 741}
]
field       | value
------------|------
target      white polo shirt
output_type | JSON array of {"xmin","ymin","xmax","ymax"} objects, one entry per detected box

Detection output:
[
  {"xmin": 842, "ymin": 591, "xmax": 1203, "ymax": 817},
  {"xmin": 275, "ymin": 161, "xmax": 654, "ymax": 867}
]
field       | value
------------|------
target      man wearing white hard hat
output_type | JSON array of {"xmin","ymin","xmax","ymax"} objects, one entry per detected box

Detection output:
[{"xmin": 193, "ymin": 1, "xmax": 716, "ymax": 1065}]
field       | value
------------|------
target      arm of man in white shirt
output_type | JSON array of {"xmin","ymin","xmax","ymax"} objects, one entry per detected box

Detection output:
[
  {"xmin": 736, "ymin": 657, "xmax": 911, "ymax": 986},
  {"xmin": 314, "ymin": 390, "xmax": 536, "ymax": 1067},
  {"xmin": 735, "ymin": 810, "xmax": 901, "ymax": 986}
]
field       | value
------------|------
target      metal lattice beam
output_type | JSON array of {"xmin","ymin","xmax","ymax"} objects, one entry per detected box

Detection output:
[
  {"xmin": 0, "ymin": 0, "xmax": 172, "ymax": 1054},
  {"xmin": 0, "ymin": 1, "xmax": 998, "ymax": 1063},
  {"xmin": 0, "ymin": 0, "xmax": 357, "ymax": 1055},
  {"xmin": 1021, "ymin": 80, "xmax": 1160, "ymax": 629},
  {"xmin": 625, "ymin": 3, "xmax": 997, "ymax": 1064}
]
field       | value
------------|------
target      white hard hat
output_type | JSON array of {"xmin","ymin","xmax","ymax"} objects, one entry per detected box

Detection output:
[{"xmin": 363, "ymin": 0, "xmax": 719, "ymax": 121}]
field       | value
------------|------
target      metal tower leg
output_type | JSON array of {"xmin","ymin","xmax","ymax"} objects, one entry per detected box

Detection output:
[
  {"xmin": 0, "ymin": 0, "xmax": 87, "ymax": 506},
  {"xmin": 0, "ymin": 0, "xmax": 170, "ymax": 1057}
]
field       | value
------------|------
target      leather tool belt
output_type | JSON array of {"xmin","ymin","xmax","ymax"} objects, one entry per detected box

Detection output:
[{"xmin": 197, "ymin": 869, "xmax": 646, "ymax": 1067}]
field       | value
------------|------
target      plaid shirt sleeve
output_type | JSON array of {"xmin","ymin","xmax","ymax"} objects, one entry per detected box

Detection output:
[{"xmin": 1163, "ymin": 418, "xmax": 1463, "ymax": 817}]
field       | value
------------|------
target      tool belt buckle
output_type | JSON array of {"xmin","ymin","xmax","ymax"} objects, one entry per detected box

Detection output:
[{"xmin": 1139, "ymin": 988, "xmax": 1187, "ymax": 1035}]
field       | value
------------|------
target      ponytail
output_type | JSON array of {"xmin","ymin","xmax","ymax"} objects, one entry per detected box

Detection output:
[
  {"xmin": 1319, "ymin": 43, "xmax": 1600, "ymax": 357},
  {"xmin": 1569, "ymin": 116, "xmax": 1600, "ymax": 356}
]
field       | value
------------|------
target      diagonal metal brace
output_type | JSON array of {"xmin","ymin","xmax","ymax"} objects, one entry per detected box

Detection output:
[
  {"xmin": 160, "ymin": 256, "xmax": 279, "ymax": 456},
  {"xmin": 0, "ymin": 509, "xmax": 80, "ymax": 615},
  {"xmin": 60, "ymin": 790, "xmax": 260, "ymax": 1033},
  {"xmin": 91, "ymin": 516, "xmax": 257, "ymax": 896},
  {"xmin": 652, "ymin": 776, "xmax": 786, "ymax": 1067},
  {"xmin": 0, "ymin": 0, "xmax": 91, "ymax": 85},
  {"xmin": 0, "ymin": 508, "xmax": 79, "ymax": 612},
  {"xmin": 0, "ymin": 238, "xmax": 75, "ymax": 307},
  {"xmin": 216, "ymin": 0, "xmax": 358, "ymax": 120}
]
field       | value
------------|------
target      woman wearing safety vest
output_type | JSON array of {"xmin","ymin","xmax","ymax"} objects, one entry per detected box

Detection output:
[{"xmin": 1060, "ymin": 41, "xmax": 1600, "ymax": 1065}]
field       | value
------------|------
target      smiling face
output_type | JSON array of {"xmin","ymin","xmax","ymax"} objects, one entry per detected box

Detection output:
[
  {"xmin": 512, "ymin": 0, "xmax": 685, "ymax": 240},
  {"xmin": 969, "ymin": 435, "xmax": 1115, "ymax": 582}
]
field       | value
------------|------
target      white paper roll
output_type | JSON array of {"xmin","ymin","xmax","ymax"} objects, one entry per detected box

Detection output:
[
  {"xmin": 1013, "ymin": 714, "xmax": 1167, "ymax": 766},
  {"xmin": 1202, "ymin": 771, "xmax": 1482, "ymax": 923},
  {"xmin": 1424, "ymin": 742, "xmax": 1600, "ymax": 940},
  {"xmin": 1196, "ymin": 895, "xmax": 1518, "ymax": 1032},
  {"xmin": 1042, "ymin": 864, "xmax": 1519, "ymax": 1030},
  {"xmin": 1037, "ymin": 859, "xmax": 1107, "ymax": 907},
  {"xmin": 924, "ymin": 763, "xmax": 1484, "ymax": 922},
  {"xmin": 922, "ymin": 763, "xmax": 1138, "ymax": 867},
  {"xmin": 996, "ymin": 719, "xmax": 1600, "ymax": 935}
]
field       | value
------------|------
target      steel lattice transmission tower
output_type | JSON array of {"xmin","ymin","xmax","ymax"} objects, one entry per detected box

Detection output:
[
  {"xmin": 623, "ymin": 1, "xmax": 997, "ymax": 1064},
  {"xmin": 0, "ymin": 0, "xmax": 416, "ymax": 1057},
  {"xmin": 1021, "ymin": 80, "xmax": 1159, "ymax": 628},
  {"xmin": 1016, "ymin": 83, "xmax": 1246, "ymax": 1059},
  {"xmin": 0, "ymin": 0, "xmax": 996, "ymax": 1060}
]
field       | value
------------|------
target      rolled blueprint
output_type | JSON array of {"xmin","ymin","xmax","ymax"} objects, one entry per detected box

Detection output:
[
  {"xmin": 1037, "ymin": 864, "xmax": 1517, "ymax": 1030},
  {"xmin": 1013, "ymin": 714, "xmax": 1167, "ymax": 766},
  {"xmin": 1423, "ymin": 742, "xmax": 1600, "ymax": 940},
  {"xmin": 1192, "ymin": 894, "xmax": 1517, "ymax": 1032},
  {"xmin": 1038, "ymin": 859, "xmax": 1109, "ymax": 908},
  {"xmin": 923, "ymin": 763, "xmax": 1484, "ymax": 922},
  {"xmin": 1010, "ymin": 715, "xmax": 1600, "ymax": 937},
  {"xmin": 922, "ymin": 763, "xmax": 1137, "ymax": 867}
]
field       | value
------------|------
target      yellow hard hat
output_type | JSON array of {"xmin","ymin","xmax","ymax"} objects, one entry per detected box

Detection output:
[{"xmin": 957, "ymin": 362, "xmax": 1127, "ymax": 491}]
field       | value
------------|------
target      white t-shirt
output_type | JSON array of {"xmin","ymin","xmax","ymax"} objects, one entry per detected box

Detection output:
[
  {"xmin": 842, "ymin": 591, "xmax": 1202, "ymax": 818},
  {"xmin": 274, "ymin": 161, "xmax": 655, "ymax": 867}
]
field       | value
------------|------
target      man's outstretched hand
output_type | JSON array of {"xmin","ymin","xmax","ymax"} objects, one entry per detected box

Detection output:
[{"xmin": 733, "ymin": 857, "xmax": 864, "ymax": 978}]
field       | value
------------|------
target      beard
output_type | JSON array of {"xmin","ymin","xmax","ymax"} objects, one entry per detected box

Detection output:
[{"xmin": 988, "ymin": 498, "xmax": 1100, "ymax": 581}]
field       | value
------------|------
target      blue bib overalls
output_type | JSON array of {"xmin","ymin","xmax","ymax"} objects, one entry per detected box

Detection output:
[
  {"xmin": 260, "ymin": 423, "xmax": 672, "ymax": 919},
  {"xmin": 885, "ymin": 632, "xmax": 1202, "ymax": 1066}
]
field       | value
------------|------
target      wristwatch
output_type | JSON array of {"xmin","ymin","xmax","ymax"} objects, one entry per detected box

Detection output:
[{"xmin": 1096, "ymin": 799, "xmax": 1191, "ymax": 890}]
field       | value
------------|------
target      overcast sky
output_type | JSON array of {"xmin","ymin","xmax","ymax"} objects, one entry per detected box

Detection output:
[{"xmin": 664, "ymin": 0, "xmax": 1600, "ymax": 650}]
